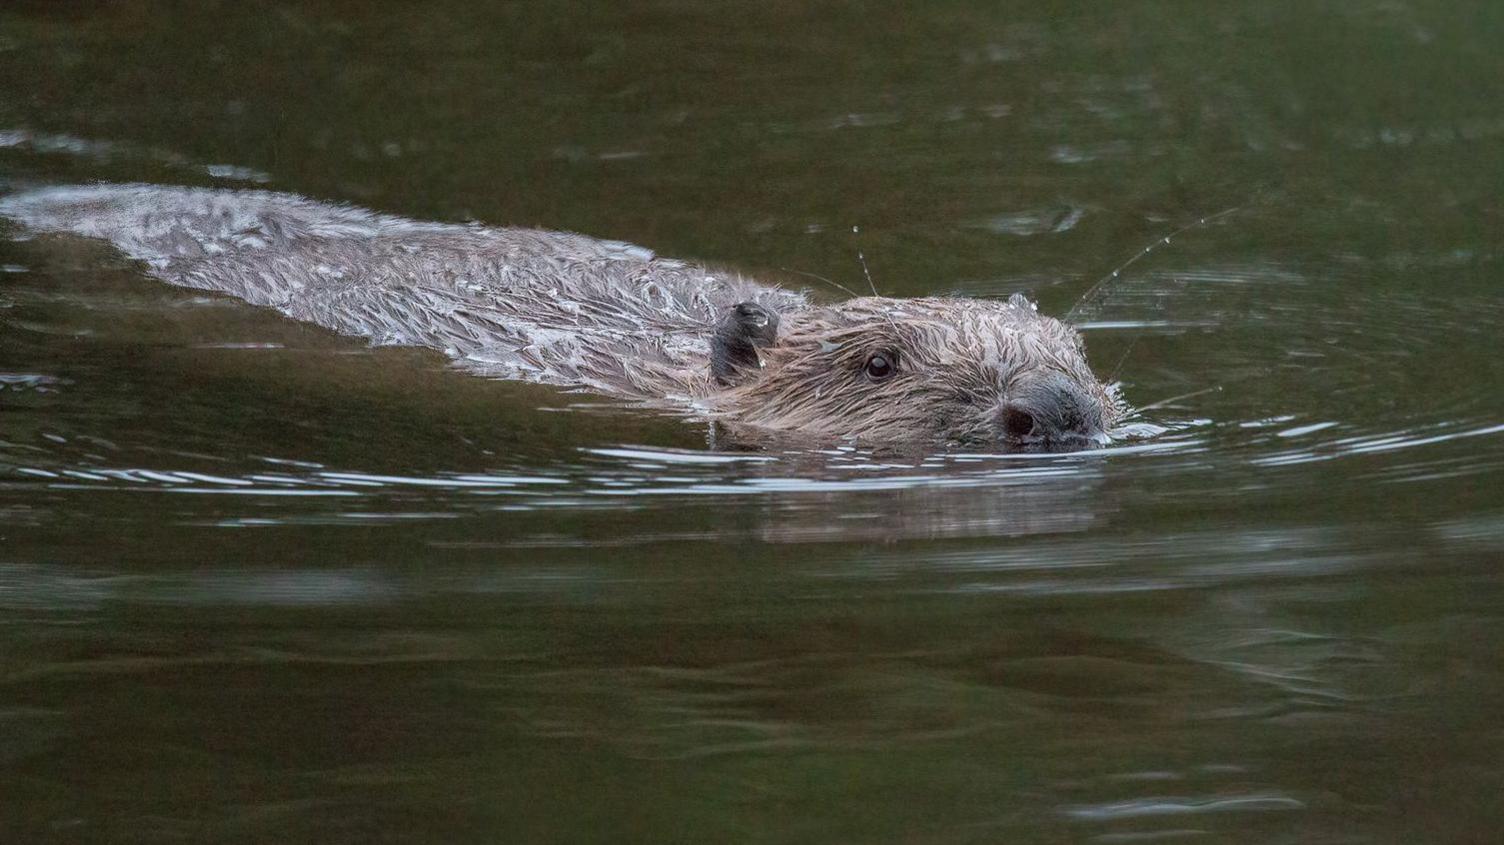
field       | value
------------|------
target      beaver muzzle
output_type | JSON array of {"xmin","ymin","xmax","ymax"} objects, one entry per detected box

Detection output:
[{"xmin": 997, "ymin": 371, "xmax": 1109, "ymax": 453}]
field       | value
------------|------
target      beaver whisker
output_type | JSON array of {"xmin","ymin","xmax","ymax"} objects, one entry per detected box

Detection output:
[
  {"xmin": 1134, "ymin": 385, "xmax": 1222, "ymax": 413},
  {"xmin": 1066, "ymin": 203, "xmax": 1248, "ymax": 323},
  {"xmin": 852, "ymin": 225, "xmax": 882, "ymax": 297},
  {"xmin": 1105, "ymin": 335, "xmax": 1140, "ymax": 384},
  {"xmin": 779, "ymin": 267, "xmax": 863, "ymax": 300}
]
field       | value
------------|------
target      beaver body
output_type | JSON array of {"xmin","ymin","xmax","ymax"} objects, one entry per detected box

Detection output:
[{"xmin": 0, "ymin": 184, "xmax": 1119, "ymax": 450}]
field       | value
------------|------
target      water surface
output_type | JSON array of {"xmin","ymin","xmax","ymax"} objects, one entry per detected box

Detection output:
[{"xmin": 2, "ymin": 1, "xmax": 1503, "ymax": 842}]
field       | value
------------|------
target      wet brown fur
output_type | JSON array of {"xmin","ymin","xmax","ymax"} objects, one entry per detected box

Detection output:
[
  {"xmin": 721, "ymin": 296, "xmax": 1117, "ymax": 446},
  {"xmin": 1, "ymin": 184, "xmax": 1120, "ymax": 447}
]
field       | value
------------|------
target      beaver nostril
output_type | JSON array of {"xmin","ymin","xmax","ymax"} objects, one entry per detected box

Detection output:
[{"xmin": 1002, "ymin": 407, "xmax": 1037, "ymax": 439}]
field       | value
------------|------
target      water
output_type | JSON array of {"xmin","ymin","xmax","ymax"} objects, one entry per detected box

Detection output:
[{"xmin": 3, "ymin": 1, "xmax": 1503, "ymax": 842}]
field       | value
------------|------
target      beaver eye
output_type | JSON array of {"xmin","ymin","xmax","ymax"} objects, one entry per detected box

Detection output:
[{"xmin": 863, "ymin": 352, "xmax": 897, "ymax": 382}]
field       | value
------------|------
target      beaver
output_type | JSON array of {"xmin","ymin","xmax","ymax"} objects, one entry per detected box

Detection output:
[{"xmin": 0, "ymin": 183, "xmax": 1120, "ymax": 451}]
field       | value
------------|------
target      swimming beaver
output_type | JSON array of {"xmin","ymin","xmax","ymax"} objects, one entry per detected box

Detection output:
[{"xmin": 0, "ymin": 184, "xmax": 1119, "ymax": 451}]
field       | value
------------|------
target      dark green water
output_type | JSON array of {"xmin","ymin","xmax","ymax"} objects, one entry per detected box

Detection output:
[{"xmin": 3, "ymin": 1, "xmax": 1503, "ymax": 842}]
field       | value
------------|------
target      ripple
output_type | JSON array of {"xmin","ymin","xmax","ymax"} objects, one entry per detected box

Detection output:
[
  {"xmin": 583, "ymin": 446, "xmax": 776, "ymax": 465},
  {"xmin": 0, "ymin": 373, "xmax": 64, "ymax": 393},
  {"xmin": 967, "ymin": 204, "xmax": 1086, "ymax": 236},
  {"xmin": 1062, "ymin": 793, "xmax": 1305, "ymax": 821},
  {"xmin": 1250, "ymin": 419, "xmax": 1504, "ymax": 468},
  {"xmin": 0, "ymin": 128, "xmax": 271, "ymax": 182},
  {"xmin": 1090, "ymin": 831, "xmax": 1208, "ymax": 843},
  {"xmin": 0, "ymin": 561, "xmax": 616, "ymax": 611},
  {"xmin": 1077, "ymin": 252, "xmax": 1504, "ymax": 486},
  {"xmin": 0, "ymin": 440, "xmax": 1129, "ymax": 541}
]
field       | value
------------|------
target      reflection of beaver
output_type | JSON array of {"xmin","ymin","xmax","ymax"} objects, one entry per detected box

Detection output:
[{"xmin": 1, "ymin": 184, "xmax": 1119, "ymax": 450}]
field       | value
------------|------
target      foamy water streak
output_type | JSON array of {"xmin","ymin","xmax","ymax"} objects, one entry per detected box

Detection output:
[
  {"xmin": 1062, "ymin": 792, "xmax": 1305, "ymax": 821},
  {"xmin": 0, "ymin": 128, "xmax": 272, "ymax": 183}
]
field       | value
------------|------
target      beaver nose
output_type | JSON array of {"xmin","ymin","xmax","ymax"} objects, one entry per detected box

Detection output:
[{"xmin": 998, "ymin": 372, "xmax": 1106, "ymax": 452}]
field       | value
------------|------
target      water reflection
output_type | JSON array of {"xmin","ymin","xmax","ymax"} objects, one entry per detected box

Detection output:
[{"xmin": 3, "ymin": 443, "xmax": 1120, "ymax": 542}]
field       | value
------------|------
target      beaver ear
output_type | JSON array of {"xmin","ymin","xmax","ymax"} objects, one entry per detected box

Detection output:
[
  {"xmin": 1007, "ymin": 292, "xmax": 1038, "ymax": 312},
  {"xmin": 711, "ymin": 302, "xmax": 780, "ymax": 386}
]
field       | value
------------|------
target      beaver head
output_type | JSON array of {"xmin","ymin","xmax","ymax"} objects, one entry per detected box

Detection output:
[{"xmin": 711, "ymin": 293, "xmax": 1118, "ymax": 451}]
